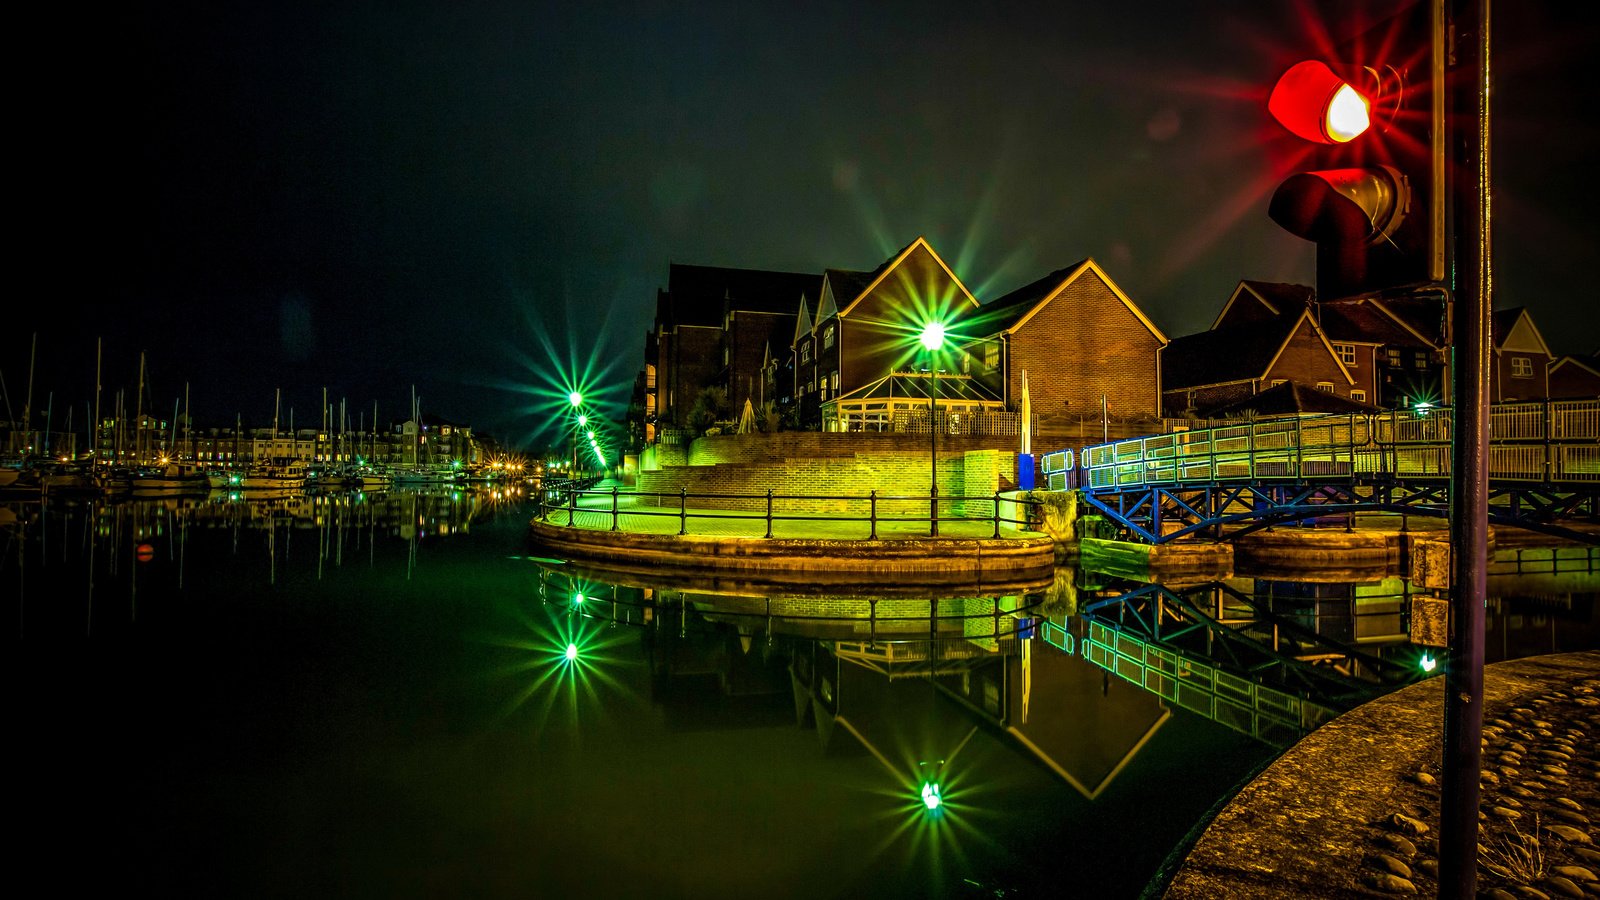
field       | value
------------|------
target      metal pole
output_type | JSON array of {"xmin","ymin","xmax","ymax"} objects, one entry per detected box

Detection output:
[
  {"xmin": 931, "ymin": 367, "xmax": 939, "ymax": 537},
  {"xmin": 1440, "ymin": 0, "xmax": 1491, "ymax": 895}
]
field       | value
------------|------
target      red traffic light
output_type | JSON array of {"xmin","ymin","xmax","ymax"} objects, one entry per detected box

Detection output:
[{"xmin": 1268, "ymin": 60, "xmax": 1382, "ymax": 144}]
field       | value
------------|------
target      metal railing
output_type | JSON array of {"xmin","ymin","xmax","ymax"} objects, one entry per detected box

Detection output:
[
  {"xmin": 1074, "ymin": 399, "xmax": 1600, "ymax": 491},
  {"xmin": 534, "ymin": 485, "xmax": 1042, "ymax": 539}
]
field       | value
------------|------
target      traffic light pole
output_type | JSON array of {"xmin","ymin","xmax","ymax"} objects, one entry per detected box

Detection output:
[{"xmin": 1439, "ymin": 0, "xmax": 1491, "ymax": 896}]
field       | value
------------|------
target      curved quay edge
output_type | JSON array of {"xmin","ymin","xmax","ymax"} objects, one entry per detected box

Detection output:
[
  {"xmin": 1160, "ymin": 649, "xmax": 1600, "ymax": 899},
  {"xmin": 527, "ymin": 518, "xmax": 1058, "ymax": 584}
]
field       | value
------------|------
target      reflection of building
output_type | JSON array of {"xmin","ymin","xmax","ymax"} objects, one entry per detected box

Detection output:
[{"xmin": 939, "ymin": 638, "xmax": 1170, "ymax": 797}]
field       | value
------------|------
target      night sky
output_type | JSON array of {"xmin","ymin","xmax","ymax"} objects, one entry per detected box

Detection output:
[{"xmin": 11, "ymin": 0, "xmax": 1598, "ymax": 450}]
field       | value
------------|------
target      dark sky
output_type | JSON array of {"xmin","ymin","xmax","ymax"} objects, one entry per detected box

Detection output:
[{"xmin": 11, "ymin": 0, "xmax": 1597, "ymax": 450}]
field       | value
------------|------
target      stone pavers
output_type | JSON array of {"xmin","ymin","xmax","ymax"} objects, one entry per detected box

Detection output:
[{"xmin": 1163, "ymin": 651, "xmax": 1600, "ymax": 898}]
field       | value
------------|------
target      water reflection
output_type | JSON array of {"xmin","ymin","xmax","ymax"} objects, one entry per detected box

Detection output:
[
  {"xmin": 4, "ymin": 486, "xmax": 526, "ymax": 635},
  {"xmin": 529, "ymin": 546, "xmax": 1598, "ymax": 879},
  {"xmin": 8, "ymin": 494, "xmax": 1595, "ymax": 899}
]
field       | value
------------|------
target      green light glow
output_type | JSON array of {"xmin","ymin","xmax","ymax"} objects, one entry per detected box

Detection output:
[
  {"xmin": 569, "ymin": 391, "xmax": 583, "ymax": 407},
  {"xmin": 578, "ymin": 413, "xmax": 589, "ymax": 427},
  {"xmin": 919, "ymin": 321, "xmax": 946, "ymax": 351},
  {"xmin": 920, "ymin": 782, "xmax": 942, "ymax": 810},
  {"xmin": 1419, "ymin": 652, "xmax": 1437, "ymax": 672},
  {"xmin": 564, "ymin": 643, "xmax": 579, "ymax": 661},
  {"xmin": 572, "ymin": 592, "xmax": 585, "ymax": 605}
]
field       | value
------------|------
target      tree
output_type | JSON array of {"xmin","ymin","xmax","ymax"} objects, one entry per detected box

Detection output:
[{"xmin": 687, "ymin": 386, "xmax": 728, "ymax": 434}]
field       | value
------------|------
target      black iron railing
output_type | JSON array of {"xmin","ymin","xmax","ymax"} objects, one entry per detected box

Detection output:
[{"xmin": 534, "ymin": 485, "xmax": 1042, "ymax": 539}]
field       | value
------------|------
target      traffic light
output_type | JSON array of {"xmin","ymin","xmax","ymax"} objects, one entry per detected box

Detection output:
[{"xmin": 1266, "ymin": 0, "xmax": 1445, "ymax": 301}]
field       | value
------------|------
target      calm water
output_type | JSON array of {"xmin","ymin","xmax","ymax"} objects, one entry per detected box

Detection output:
[{"xmin": 7, "ymin": 490, "xmax": 1596, "ymax": 898}]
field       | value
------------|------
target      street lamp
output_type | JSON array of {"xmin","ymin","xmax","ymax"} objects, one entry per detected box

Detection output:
[
  {"xmin": 920, "ymin": 321, "xmax": 946, "ymax": 537},
  {"xmin": 569, "ymin": 394, "xmax": 585, "ymax": 480}
]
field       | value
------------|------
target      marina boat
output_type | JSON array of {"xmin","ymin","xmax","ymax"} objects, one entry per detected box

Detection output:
[
  {"xmin": 390, "ymin": 466, "xmax": 456, "ymax": 485},
  {"xmin": 351, "ymin": 466, "xmax": 392, "ymax": 489},
  {"xmin": 235, "ymin": 461, "xmax": 309, "ymax": 492},
  {"xmin": 130, "ymin": 462, "xmax": 212, "ymax": 495}
]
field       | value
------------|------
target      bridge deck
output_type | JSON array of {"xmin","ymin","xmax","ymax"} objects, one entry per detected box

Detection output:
[{"xmin": 1041, "ymin": 400, "xmax": 1600, "ymax": 544}]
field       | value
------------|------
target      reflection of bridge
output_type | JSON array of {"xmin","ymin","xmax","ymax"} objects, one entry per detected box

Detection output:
[
  {"xmin": 1045, "ymin": 581, "xmax": 1427, "ymax": 746},
  {"xmin": 1053, "ymin": 400, "xmax": 1600, "ymax": 544}
]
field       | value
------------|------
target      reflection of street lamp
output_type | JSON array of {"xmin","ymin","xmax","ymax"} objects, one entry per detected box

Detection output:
[{"xmin": 920, "ymin": 322, "xmax": 946, "ymax": 537}]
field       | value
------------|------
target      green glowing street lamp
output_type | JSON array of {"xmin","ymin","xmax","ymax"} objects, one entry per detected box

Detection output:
[{"xmin": 919, "ymin": 321, "xmax": 947, "ymax": 537}]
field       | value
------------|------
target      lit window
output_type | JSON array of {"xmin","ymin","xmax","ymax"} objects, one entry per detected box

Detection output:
[
  {"xmin": 1335, "ymin": 343, "xmax": 1356, "ymax": 366},
  {"xmin": 1317, "ymin": 382, "xmax": 1335, "ymax": 393},
  {"xmin": 1351, "ymin": 389, "xmax": 1366, "ymax": 402},
  {"xmin": 801, "ymin": 343, "xmax": 811, "ymax": 364},
  {"xmin": 1511, "ymin": 357, "xmax": 1533, "ymax": 378},
  {"xmin": 1387, "ymin": 348, "xmax": 1403, "ymax": 367},
  {"xmin": 823, "ymin": 326, "xmax": 834, "ymax": 350},
  {"xmin": 830, "ymin": 372, "xmax": 839, "ymax": 390}
]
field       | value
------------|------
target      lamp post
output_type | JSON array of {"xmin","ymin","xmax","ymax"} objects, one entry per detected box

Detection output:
[
  {"xmin": 568, "ymin": 392, "xmax": 585, "ymax": 481},
  {"xmin": 920, "ymin": 322, "xmax": 946, "ymax": 537},
  {"xmin": 575, "ymin": 413, "xmax": 588, "ymax": 480}
]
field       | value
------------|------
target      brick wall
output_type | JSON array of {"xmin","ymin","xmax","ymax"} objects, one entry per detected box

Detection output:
[
  {"xmin": 634, "ymin": 442, "xmax": 1010, "ymax": 517},
  {"xmin": 1009, "ymin": 267, "xmax": 1165, "ymax": 420},
  {"xmin": 1264, "ymin": 318, "xmax": 1349, "ymax": 392}
]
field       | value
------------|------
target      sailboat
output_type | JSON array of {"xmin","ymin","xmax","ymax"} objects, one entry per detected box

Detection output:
[{"xmin": 389, "ymin": 387, "xmax": 455, "ymax": 486}]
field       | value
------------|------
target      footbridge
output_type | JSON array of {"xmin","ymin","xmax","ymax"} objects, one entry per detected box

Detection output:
[{"xmin": 1042, "ymin": 400, "xmax": 1600, "ymax": 545}]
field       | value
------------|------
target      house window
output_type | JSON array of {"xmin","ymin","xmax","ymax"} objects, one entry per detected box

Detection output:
[
  {"xmin": 1387, "ymin": 348, "xmax": 1403, "ymax": 367},
  {"xmin": 800, "ymin": 343, "xmax": 811, "ymax": 364},
  {"xmin": 984, "ymin": 343, "xmax": 999, "ymax": 369},
  {"xmin": 1335, "ymin": 343, "xmax": 1356, "ymax": 366},
  {"xmin": 830, "ymin": 372, "xmax": 839, "ymax": 390},
  {"xmin": 1316, "ymin": 382, "xmax": 1335, "ymax": 393},
  {"xmin": 822, "ymin": 325, "xmax": 834, "ymax": 350},
  {"xmin": 1351, "ymin": 389, "xmax": 1367, "ymax": 402},
  {"xmin": 1511, "ymin": 356, "xmax": 1533, "ymax": 378},
  {"xmin": 1414, "ymin": 351, "xmax": 1430, "ymax": 370}
]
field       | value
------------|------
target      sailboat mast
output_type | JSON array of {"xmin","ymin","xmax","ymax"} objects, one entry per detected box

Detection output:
[
  {"xmin": 92, "ymin": 338, "xmax": 102, "ymax": 473},
  {"xmin": 22, "ymin": 332, "xmax": 36, "ymax": 459},
  {"xmin": 134, "ymin": 351, "xmax": 146, "ymax": 466}
]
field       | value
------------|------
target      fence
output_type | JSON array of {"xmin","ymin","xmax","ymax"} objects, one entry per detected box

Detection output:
[
  {"xmin": 535, "ymin": 483, "xmax": 1041, "ymax": 539},
  {"xmin": 1075, "ymin": 399, "xmax": 1600, "ymax": 491}
]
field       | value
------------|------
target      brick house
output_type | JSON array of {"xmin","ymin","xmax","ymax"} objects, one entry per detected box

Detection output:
[
  {"xmin": 1491, "ymin": 307, "xmax": 1554, "ymax": 402},
  {"xmin": 1161, "ymin": 307, "xmax": 1356, "ymax": 417},
  {"xmin": 799, "ymin": 237, "xmax": 980, "ymax": 429},
  {"xmin": 645, "ymin": 263, "xmax": 820, "ymax": 432},
  {"xmin": 1548, "ymin": 353, "xmax": 1600, "ymax": 399},
  {"xmin": 1210, "ymin": 280, "xmax": 1315, "ymax": 330},
  {"xmin": 1212, "ymin": 281, "xmax": 1448, "ymax": 409},
  {"xmin": 966, "ymin": 258, "xmax": 1168, "ymax": 429}
]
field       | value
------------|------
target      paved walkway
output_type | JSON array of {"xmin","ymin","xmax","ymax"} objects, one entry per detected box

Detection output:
[{"xmin": 1163, "ymin": 650, "xmax": 1600, "ymax": 898}]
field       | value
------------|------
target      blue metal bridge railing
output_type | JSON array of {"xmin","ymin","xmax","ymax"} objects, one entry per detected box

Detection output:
[{"xmin": 1041, "ymin": 399, "xmax": 1600, "ymax": 543}]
